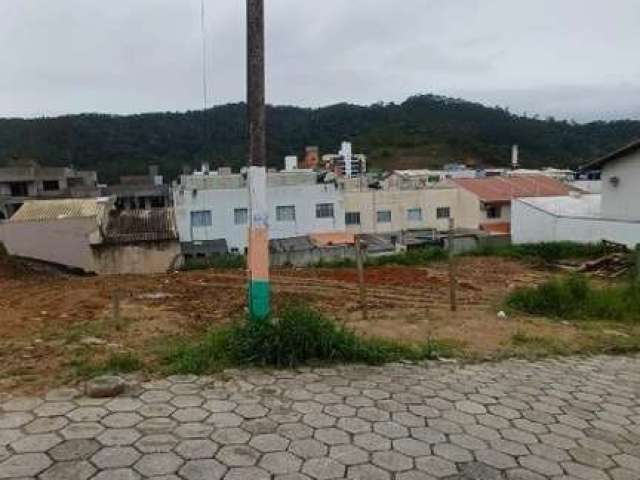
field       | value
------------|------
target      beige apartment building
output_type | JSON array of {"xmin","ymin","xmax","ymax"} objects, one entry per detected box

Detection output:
[{"xmin": 342, "ymin": 181, "xmax": 465, "ymax": 234}]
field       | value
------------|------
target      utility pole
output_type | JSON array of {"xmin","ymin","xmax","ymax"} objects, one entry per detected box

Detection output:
[{"xmin": 246, "ymin": 0, "xmax": 270, "ymax": 321}]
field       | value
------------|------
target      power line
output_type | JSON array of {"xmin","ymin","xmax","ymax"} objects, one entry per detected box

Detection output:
[{"xmin": 200, "ymin": 0, "xmax": 208, "ymax": 111}]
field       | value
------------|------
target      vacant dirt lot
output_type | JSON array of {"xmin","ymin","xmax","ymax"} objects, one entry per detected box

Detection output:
[{"xmin": 0, "ymin": 257, "xmax": 594, "ymax": 393}]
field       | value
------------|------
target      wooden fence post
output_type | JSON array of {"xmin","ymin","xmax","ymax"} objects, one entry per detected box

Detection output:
[
  {"xmin": 448, "ymin": 218, "xmax": 457, "ymax": 312},
  {"xmin": 112, "ymin": 290, "xmax": 121, "ymax": 323},
  {"xmin": 356, "ymin": 236, "xmax": 368, "ymax": 321}
]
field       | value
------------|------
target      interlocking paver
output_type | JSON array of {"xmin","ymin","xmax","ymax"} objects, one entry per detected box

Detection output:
[
  {"xmin": 10, "ymin": 432, "xmax": 61, "ymax": 453},
  {"xmin": 329, "ymin": 444, "xmax": 368, "ymax": 465},
  {"xmin": 92, "ymin": 446, "xmax": 140, "ymax": 468},
  {"xmin": 39, "ymin": 460, "xmax": 96, "ymax": 480},
  {"xmin": 347, "ymin": 463, "xmax": 391, "ymax": 479},
  {"xmin": 0, "ymin": 452, "xmax": 51, "ymax": 478},
  {"xmin": 0, "ymin": 355, "xmax": 638, "ymax": 479},
  {"xmin": 49, "ymin": 439, "xmax": 100, "ymax": 461},
  {"xmin": 179, "ymin": 459, "xmax": 226, "ymax": 480},
  {"xmin": 415, "ymin": 455, "xmax": 457, "ymax": 478},
  {"xmin": 518, "ymin": 455, "xmax": 563, "ymax": 477},
  {"xmin": 135, "ymin": 433, "xmax": 179, "ymax": 453},
  {"xmin": 372, "ymin": 450, "xmax": 413, "ymax": 472},
  {"xmin": 217, "ymin": 445, "xmax": 261, "ymax": 466},
  {"xmin": 260, "ymin": 451, "xmax": 303, "ymax": 474},
  {"xmin": 175, "ymin": 439, "xmax": 219, "ymax": 459},
  {"xmin": 303, "ymin": 457, "xmax": 346, "ymax": 479},
  {"xmin": 97, "ymin": 428, "xmax": 141, "ymax": 446},
  {"xmin": 134, "ymin": 452, "xmax": 184, "ymax": 476},
  {"xmin": 475, "ymin": 448, "xmax": 518, "ymax": 469}
]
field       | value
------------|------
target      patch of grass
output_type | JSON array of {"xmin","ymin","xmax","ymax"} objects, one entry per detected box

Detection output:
[
  {"xmin": 507, "ymin": 275, "xmax": 640, "ymax": 322},
  {"xmin": 71, "ymin": 351, "xmax": 144, "ymax": 379},
  {"xmin": 368, "ymin": 247, "xmax": 447, "ymax": 267},
  {"xmin": 466, "ymin": 241, "xmax": 612, "ymax": 263},
  {"xmin": 182, "ymin": 254, "xmax": 246, "ymax": 271},
  {"xmin": 160, "ymin": 303, "xmax": 455, "ymax": 375},
  {"xmin": 507, "ymin": 331, "xmax": 573, "ymax": 358},
  {"xmin": 313, "ymin": 247, "xmax": 447, "ymax": 269}
]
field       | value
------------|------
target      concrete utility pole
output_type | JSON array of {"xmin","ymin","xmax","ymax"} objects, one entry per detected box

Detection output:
[{"xmin": 246, "ymin": 0, "xmax": 270, "ymax": 321}]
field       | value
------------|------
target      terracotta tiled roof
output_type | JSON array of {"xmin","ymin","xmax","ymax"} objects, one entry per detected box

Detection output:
[{"xmin": 453, "ymin": 175, "xmax": 573, "ymax": 203}]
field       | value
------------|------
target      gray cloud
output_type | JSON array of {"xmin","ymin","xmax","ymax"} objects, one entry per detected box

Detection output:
[{"xmin": 1, "ymin": 0, "xmax": 639, "ymax": 121}]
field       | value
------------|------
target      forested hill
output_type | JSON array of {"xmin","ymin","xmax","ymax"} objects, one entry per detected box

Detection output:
[{"xmin": 1, "ymin": 94, "xmax": 639, "ymax": 183}]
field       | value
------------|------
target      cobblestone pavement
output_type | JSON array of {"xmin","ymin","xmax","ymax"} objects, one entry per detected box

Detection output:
[{"xmin": 1, "ymin": 356, "xmax": 640, "ymax": 479}]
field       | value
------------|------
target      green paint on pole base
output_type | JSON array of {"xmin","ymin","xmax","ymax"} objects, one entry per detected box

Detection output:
[{"xmin": 249, "ymin": 280, "xmax": 271, "ymax": 321}]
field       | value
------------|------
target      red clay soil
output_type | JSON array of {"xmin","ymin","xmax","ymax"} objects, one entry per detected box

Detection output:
[{"xmin": 0, "ymin": 256, "xmax": 564, "ymax": 394}]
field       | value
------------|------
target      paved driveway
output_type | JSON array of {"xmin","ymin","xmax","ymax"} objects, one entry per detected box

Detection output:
[{"xmin": 1, "ymin": 355, "xmax": 639, "ymax": 479}]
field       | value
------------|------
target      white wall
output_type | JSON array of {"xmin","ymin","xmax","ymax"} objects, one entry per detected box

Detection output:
[
  {"xmin": 92, "ymin": 242, "xmax": 181, "ymax": 275},
  {"xmin": 0, "ymin": 217, "xmax": 98, "ymax": 271},
  {"xmin": 512, "ymin": 200, "xmax": 640, "ymax": 248},
  {"xmin": 601, "ymin": 151, "xmax": 640, "ymax": 221},
  {"xmin": 173, "ymin": 183, "xmax": 346, "ymax": 251}
]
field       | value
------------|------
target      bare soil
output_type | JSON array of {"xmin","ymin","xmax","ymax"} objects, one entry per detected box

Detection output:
[{"xmin": 0, "ymin": 257, "xmax": 589, "ymax": 394}]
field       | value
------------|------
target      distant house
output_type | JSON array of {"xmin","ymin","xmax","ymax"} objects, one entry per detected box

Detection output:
[
  {"xmin": 0, "ymin": 198, "xmax": 181, "ymax": 274},
  {"xmin": 342, "ymin": 181, "xmax": 458, "ymax": 235},
  {"xmin": 512, "ymin": 140, "xmax": 640, "ymax": 247},
  {"xmin": 0, "ymin": 160, "xmax": 98, "ymax": 220},
  {"xmin": 102, "ymin": 165, "xmax": 171, "ymax": 211},
  {"xmin": 586, "ymin": 139, "xmax": 640, "ymax": 222},
  {"xmin": 452, "ymin": 175, "xmax": 575, "ymax": 235}
]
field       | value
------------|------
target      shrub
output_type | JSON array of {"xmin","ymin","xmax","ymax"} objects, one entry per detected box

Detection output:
[
  {"xmin": 313, "ymin": 247, "xmax": 447, "ymax": 269},
  {"xmin": 182, "ymin": 254, "xmax": 246, "ymax": 271},
  {"xmin": 368, "ymin": 247, "xmax": 447, "ymax": 266},
  {"xmin": 161, "ymin": 303, "xmax": 453, "ymax": 374},
  {"xmin": 507, "ymin": 275, "xmax": 640, "ymax": 322},
  {"xmin": 466, "ymin": 242, "xmax": 612, "ymax": 263}
]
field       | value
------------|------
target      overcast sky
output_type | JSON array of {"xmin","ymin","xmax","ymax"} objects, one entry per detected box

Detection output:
[{"xmin": 1, "ymin": 0, "xmax": 639, "ymax": 121}]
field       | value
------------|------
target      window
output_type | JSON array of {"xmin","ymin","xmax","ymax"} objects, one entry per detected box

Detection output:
[
  {"xmin": 150, "ymin": 196, "xmax": 165, "ymax": 208},
  {"xmin": 377, "ymin": 210, "xmax": 392, "ymax": 224},
  {"xmin": 42, "ymin": 180, "xmax": 60, "ymax": 191},
  {"xmin": 345, "ymin": 212, "xmax": 361, "ymax": 225},
  {"xmin": 316, "ymin": 203, "xmax": 335, "ymax": 219},
  {"xmin": 407, "ymin": 208, "xmax": 423, "ymax": 222},
  {"xmin": 190, "ymin": 210, "xmax": 212, "ymax": 228},
  {"xmin": 486, "ymin": 205, "xmax": 502, "ymax": 219},
  {"xmin": 9, "ymin": 182, "xmax": 29, "ymax": 197},
  {"xmin": 276, "ymin": 205, "xmax": 296, "ymax": 222},
  {"xmin": 436, "ymin": 207, "xmax": 451, "ymax": 219},
  {"xmin": 234, "ymin": 208, "xmax": 249, "ymax": 225},
  {"xmin": 428, "ymin": 176, "xmax": 441, "ymax": 183}
]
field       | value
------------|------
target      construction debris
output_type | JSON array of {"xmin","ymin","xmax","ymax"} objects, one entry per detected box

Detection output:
[{"xmin": 576, "ymin": 253, "xmax": 634, "ymax": 278}]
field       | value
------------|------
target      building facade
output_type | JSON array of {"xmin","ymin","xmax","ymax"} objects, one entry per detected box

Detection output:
[
  {"xmin": 452, "ymin": 175, "xmax": 576, "ymax": 235},
  {"xmin": 512, "ymin": 140, "xmax": 640, "ymax": 248},
  {"xmin": 173, "ymin": 170, "xmax": 346, "ymax": 253},
  {"xmin": 342, "ymin": 184, "xmax": 459, "ymax": 234},
  {"xmin": 0, "ymin": 197, "xmax": 180, "ymax": 274},
  {"xmin": 0, "ymin": 160, "xmax": 98, "ymax": 219}
]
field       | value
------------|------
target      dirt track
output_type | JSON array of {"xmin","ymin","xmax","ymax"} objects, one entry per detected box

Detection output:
[{"xmin": 0, "ymin": 257, "xmax": 570, "ymax": 393}]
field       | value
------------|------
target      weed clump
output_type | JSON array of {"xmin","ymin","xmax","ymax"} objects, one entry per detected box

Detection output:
[
  {"xmin": 162, "ymin": 303, "xmax": 455, "ymax": 374},
  {"xmin": 467, "ymin": 241, "xmax": 612, "ymax": 263},
  {"xmin": 507, "ymin": 275, "xmax": 640, "ymax": 322}
]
